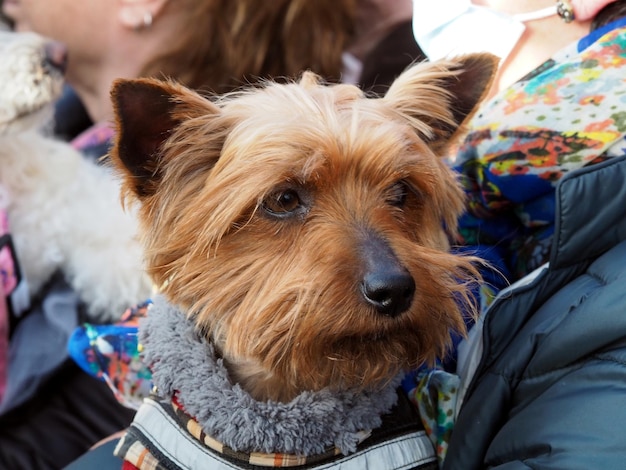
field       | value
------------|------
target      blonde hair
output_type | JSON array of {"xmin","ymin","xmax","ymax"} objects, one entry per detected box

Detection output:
[{"xmin": 149, "ymin": 0, "xmax": 356, "ymax": 94}]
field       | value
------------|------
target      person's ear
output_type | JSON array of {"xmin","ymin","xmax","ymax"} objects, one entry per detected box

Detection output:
[{"xmin": 118, "ymin": 0, "xmax": 169, "ymax": 30}]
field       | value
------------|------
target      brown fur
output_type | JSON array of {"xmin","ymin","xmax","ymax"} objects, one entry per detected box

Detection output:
[{"xmin": 110, "ymin": 53, "xmax": 498, "ymax": 403}]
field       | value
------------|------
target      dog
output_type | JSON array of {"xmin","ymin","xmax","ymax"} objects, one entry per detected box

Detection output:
[
  {"xmin": 109, "ymin": 53, "xmax": 497, "ymax": 469},
  {"xmin": 0, "ymin": 30, "xmax": 151, "ymax": 322}
]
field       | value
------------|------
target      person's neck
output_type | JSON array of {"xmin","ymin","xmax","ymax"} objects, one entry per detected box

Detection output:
[
  {"xmin": 474, "ymin": 1, "xmax": 592, "ymax": 96},
  {"xmin": 471, "ymin": 0, "xmax": 556, "ymax": 15},
  {"xmin": 67, "ymin": 50, "xmax": 149, "ymax": 126},
  {"xmin": 67, "ymin": 74, "xmax": 117, "ymax": 128}
]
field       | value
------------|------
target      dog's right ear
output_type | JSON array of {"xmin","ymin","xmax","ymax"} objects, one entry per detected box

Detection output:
[
  {"xmin": 383, "ymin": 53, "xmax": 498, "ymax": 156},
  {"xmin": 110, "ymin": 77, "xmax": 218, "ymax": 198}
]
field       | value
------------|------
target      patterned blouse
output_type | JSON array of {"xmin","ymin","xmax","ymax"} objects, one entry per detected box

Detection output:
[{"xmin": 455, "ymin": 18, "xmax": 626, "ymax": 286}]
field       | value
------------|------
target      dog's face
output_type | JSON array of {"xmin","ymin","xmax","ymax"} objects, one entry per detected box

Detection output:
[
  {"xmin": 0, "ymin": 30, "xmax": 65, "ymax": 134},
  {"xmin": 110, "ymin": 54, "xmax": 497, "ymax": 402}
]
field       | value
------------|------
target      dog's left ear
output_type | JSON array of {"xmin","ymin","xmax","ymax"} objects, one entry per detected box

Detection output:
[
  {"xmin": 383, "ymin": 53, "xmax": 498, "ymax": 154},
  {"xmin": 110, "ymin": 77, "xmax": 219, "ymax": 198}
]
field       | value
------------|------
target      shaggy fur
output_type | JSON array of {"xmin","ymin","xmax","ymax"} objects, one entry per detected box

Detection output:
[
  {"xmin": 0, "ymin": 30, "xmax": 151, "ymax": 322},
  {"xmin": 140, "ymin": 295, "xmax": 401, "ymax": 455},
  {"xmin": 110, "ymin": 53, "xmax": 497, "ymax": 403}
]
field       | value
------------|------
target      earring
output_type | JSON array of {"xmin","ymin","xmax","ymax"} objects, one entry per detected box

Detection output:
[
  {"xmin": 135, "ymin": 12, "xmax": 153, "ymax": 31},
  {"xmin": 143, "ymin": 12, "xmax": 153, "ymax": 28},
  {"xmin": 556, "ymin": 0, "xmax": 575, "ymax": 23}
]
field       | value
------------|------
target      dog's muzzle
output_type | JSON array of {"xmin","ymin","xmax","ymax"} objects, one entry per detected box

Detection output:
[{"xmin": 359, "ymin": 234, "xmax": 415, "ymax": 318}]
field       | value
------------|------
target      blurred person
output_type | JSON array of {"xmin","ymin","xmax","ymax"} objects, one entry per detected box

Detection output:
[
  {"xmin": 405, "ymin": 0, "xmax": 626, "ymax": 468},
  {"xmin": 4, "ymin": 0, "xmax": 355, "ymax": 158}
]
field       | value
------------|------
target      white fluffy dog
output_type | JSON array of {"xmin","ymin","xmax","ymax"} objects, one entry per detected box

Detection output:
[{"xmin": 0, "ymin": 30, "xmax": 151, "ymax": 322}]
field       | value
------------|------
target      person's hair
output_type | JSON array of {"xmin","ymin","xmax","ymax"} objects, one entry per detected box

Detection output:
[
  {"xmin": 149, "ymin": 0, "xmax": 356, "ymax": 94},
  {"xmin": 591, "ymin": 0, "xmax": 626, "ymax": 30}
]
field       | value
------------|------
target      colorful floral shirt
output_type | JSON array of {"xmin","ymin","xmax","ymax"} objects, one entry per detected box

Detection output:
[
  {"xmin": 68, "ymin": 301, "xmax": 153, "ymax": 409},
  {"xmin": 455, "ymin": 19, "xmax": 626, "ymax": 283}
]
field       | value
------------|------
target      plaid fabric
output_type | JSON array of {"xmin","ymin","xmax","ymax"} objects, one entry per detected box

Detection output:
[
  {"xmin": 116, "ymin": 395, "xmax": 370, "ymax": 469},
  {"xmin": 115, "ymin": 433, "xmax": 165, "ymax": 470},
  {"xmin": 115, "ymin": 394, "xmax": 436, "ymax": 470},
  {"xmin": 171, "ymin": 395, "xmax": 369, "ymax": 467}
]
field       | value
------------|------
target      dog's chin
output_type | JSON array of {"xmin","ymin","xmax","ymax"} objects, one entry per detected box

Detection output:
[{"xmin": 223, "ymin": 335, "xmax": 421, "ymax": 403}]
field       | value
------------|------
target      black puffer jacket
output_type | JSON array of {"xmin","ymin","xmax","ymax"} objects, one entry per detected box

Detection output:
[{"xmin": 445, "ymin": 155, "xmax": 626, "ymax": 469}]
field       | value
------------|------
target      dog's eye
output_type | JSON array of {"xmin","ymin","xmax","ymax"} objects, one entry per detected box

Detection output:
[
  {"xmin": 387, "ymin": 182, "xmax": 408, "ymax": 207},
  {"xmin": 262, "ymin": 189, "xmax": 302, "ymax": 216}
]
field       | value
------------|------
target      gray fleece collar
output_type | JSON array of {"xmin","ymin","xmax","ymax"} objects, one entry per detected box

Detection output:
[{"xmin": 139, "ymin": 295, "xmax": 402, "ymax": 456}]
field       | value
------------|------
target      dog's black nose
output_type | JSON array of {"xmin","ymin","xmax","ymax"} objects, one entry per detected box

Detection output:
[
  {"xmin": 358, "ymin": 233, "xmax": 415, "ymax": 318},
  {"xmin": 44, "ymin": 40, "xmax": 68, "ymax": 74},
  {"xmin": 361, "ymin": 269, "xmax": 415, "ymax": 317}
]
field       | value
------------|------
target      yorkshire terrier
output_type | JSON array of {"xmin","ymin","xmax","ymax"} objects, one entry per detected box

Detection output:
[{"xmin": 109, "ymin": 53, "xmax": 497, "ymax": 469}]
